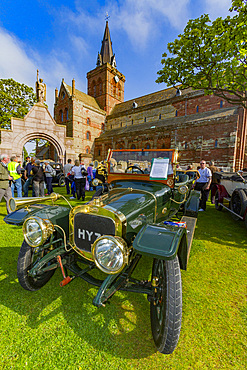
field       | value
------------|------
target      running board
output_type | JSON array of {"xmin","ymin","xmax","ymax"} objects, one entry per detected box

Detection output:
[{"xmin": 219, "ymin": 203, "xmax": 243, "ymax": 220}]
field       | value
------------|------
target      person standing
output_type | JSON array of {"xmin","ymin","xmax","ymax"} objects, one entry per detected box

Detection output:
[
  {"xmin": 193, "ymin": 160, "xmax": 212, "ymax": 211},
  {"xmin": 71, "ymin": 160, "xmax": 86, "ymax": 201},
  {"xmin": 44, "ymin": 161, "xmax": 54, "ymax": 195},
  {"xmin": 31, "ymin": 160, "xmax": 45, "ymax": 197},
  {"xmin": 208, "ymin": 160, "xmax": 220, "ymax": 204},
  {"xmin": 87, "ymin": 163, "xmax": 94, "ymax": 191},
  {"xmin": 7, "ymin": 156, "xmax": 22, "ymax": 198},
  {"xmin": 0, "ymin": 154, "xmax": 13, "ymax": 214},
  {"xmin": 23, "ymin": 157, "xmax": 35, "ymax": 197},
  {"xmin": 63, "ymin": 159, "xmax": 73, "ymax": 195}
]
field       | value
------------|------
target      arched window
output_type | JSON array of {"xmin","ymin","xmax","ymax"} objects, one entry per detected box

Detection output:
[
  {"xmin": 112, "ymin": 78, "xmax": 116, "ymax": 96},
  {"xmin": 86, "ymin": 131, "xmax": 91, "ymax": 140},
  {"xmin": 185, "ymin": 142, "xmax": 188, "ymax": 149},
  {"xmin": 59, "ymin": 110, "xmax": 63, "ymax": 122},
  {"xmin": 159, "ymin": 114, "xmax": 161, "ymax": 120},
  {"xmin": 92, "ymin": 80, "xmax": 96, "ymax": 97},
  {"xmin": 220, "ymin": 100, "xmax": 223, "ymax": 108},
  {"xmin": 196, "ymin": 105, "xmax": 199, "ymax": 113},
  {"xmin": 65, "ymin": 108, "xmax": 68, "ymax": 121},
  {"xmin": 145, "ymin": 143, "xmax": 150, "ymax": 149},
  {"xmin": 144, "ymin": 117, "xmax": 146, "ymax": 122},
  {"xmin": 97, "ymin": 78, "xmax": 102, "ymax": 95},
  {"xmin": 215, "ymin": 139, "xmax": 218, "ymax": 148},
  {"xmin": 131, "ymin": 120, "xmax": 133, "ymax": 125},
  {"xmin": 131, "ymin": 144, "xmax": 136, "ymax": 149},
  {"xmin": 85, "ymin": 146, "xmax": 90, "ymax": 154},
  {"xmin": 175, "ymin": 110, "xmax": 178, "ymax": 117},
  {"xmin": 162, "ymin": 143, "xmax": 166, "ymax": 149},
  {"xmin": 87, "ymin": 118, "xmax": 90, "ymax": 125}
]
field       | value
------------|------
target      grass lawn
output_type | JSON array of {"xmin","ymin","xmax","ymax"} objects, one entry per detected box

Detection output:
[{"xmin": 0, "ymin": 186, "xmax": 246, "ymax": 369}]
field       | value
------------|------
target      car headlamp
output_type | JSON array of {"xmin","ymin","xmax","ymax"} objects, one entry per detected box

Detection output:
[
  {"xmin": 23, "ymin": 216, "xmax": 54, "ymax": 247},
  {"xmin": 92, "ymin": 235, "xmax": 129, "ymax": 274}
]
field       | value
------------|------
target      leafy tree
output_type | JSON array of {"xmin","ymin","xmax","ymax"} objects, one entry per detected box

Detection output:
[
  {"xmin": 0, "ymin": 78, "xmax": 37, "ymax": 129},
  {"xmin": 156, "ymin": 0, "xmax": 247, "ymax": 107}
]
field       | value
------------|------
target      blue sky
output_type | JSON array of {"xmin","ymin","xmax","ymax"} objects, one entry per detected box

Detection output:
[{"xmin": 0, "ymin": 0, "xmax": 231, "ymax": 112}]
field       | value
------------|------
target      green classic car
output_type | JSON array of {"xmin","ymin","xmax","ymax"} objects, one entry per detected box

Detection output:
[{"xmin": 4, "ymin": 149, "xmax": 200, "ymax": 354}]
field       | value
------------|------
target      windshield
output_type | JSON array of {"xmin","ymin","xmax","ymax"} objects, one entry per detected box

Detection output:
[{"xmin": 109, "ymin": 150, "xmax": 174, "ymax": 176}]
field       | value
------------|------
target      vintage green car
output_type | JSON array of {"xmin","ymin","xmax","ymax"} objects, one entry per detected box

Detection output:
[{"xmin": 4, "ymin": 149, "xmax": 200, "ymax": 354}]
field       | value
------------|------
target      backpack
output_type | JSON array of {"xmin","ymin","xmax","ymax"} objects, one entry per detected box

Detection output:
[{"xmin": 51, "ymin": 167, "xmax": 56, "ymax": 177}]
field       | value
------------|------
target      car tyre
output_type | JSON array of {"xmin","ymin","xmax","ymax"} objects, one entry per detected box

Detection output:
[
  {"xmin": 150, "ymin": 256, "xmax": 182, "ymax": 354},
  {"xmin": 58, "ymin": 176, "xmax": 65, "ymax": 187},
  {"xmin": 215, "ymin": 189, "xmax": 223, "ymax": 211},
  {"xmin": 230, "ymin": 189, "xmax": 247, "ymax": 221},
  {"xmin": 17, "ymin": 240, "xmax": 55, "ymax": 291}
]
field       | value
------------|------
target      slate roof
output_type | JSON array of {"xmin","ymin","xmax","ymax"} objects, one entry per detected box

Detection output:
[
  {"xmin": 63, "ymin": 82, "xmax": 105, "ymax": 114},
  {"xmin": 98, "ymin": 107, "xmax": 239, "ymax": 140},
  {"xmin": 108, "ymin": 87, "xmax": 200, "ymax": 117}
]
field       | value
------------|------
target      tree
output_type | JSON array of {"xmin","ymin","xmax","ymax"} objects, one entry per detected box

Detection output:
[
  {"xmin": 156, "ymin": 0, "xmax": 247, "ymax": 108},
  {"xmin": 0, "ymin": 78, "xmax": 37, "ymax": 129}
]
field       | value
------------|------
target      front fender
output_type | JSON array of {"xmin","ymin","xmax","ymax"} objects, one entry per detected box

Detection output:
[
  {"xmin": 4, "ymin": 204, "xmax": 70, "ymax": 233},
  {"xmin": 132, "ymin": 223, "xmax": 188, "ymax": 270}
]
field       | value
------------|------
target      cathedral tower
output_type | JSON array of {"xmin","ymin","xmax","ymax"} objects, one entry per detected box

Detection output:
[{"xmin": 87, "ymin": 21, "xmax": 125, "ymax": 115}]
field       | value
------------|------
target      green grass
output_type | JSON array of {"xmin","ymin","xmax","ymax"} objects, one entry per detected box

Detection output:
[{"xmin": 0, "ymin": 187, "xmax": 246, "ymax": 369}]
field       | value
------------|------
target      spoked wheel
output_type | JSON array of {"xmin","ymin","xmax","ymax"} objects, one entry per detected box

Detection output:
[
  {"xmin": 215, "ymin": 189, "xmax": 223, "ymax": 211},
  {"xmin": 150, "ymin": 256, "xmax": 182, "ymax": 354},
  {"xmin": 58, "ymin": 176, "xmax": 65, "ymax": 187},
  {"xmin": 230, "ymin": 189, "xmax": 247, "ymax": 221},
  {"xmin": 17, "ymin": 240, "xmax": 55, "ymax": 291}
]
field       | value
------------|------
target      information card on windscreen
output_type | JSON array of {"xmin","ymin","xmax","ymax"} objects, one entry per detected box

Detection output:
[{"xmin": 149, "ymin": 158, "xmax": 169, "ymax": 180}]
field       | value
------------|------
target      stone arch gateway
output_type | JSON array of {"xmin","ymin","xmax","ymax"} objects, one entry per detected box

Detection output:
[{"xmin": 0, "ymin": 102, "xmax": 75, "ymax": 165}]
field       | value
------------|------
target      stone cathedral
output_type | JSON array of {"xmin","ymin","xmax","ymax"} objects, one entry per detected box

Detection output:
[{"xmin": 54, "ymin": 21, "xmax": 247, "ymax": 171}]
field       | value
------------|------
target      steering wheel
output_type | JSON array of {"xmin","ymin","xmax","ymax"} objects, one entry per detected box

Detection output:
[{"xmin": 125, "ymin": 165, "xmax": 144, "ymax": 174}]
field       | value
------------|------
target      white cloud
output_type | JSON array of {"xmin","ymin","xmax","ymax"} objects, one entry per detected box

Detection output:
[
  {"xmin": 107, "ymin": 0, "xmax": 190, "ymax": 48},
  {"xmin": 0, "ymin": 27, "xmax": 85, "ymax": 111},
  {"xmin": 56, "ymin": 0, "xmax": 190, "ymax": 51},
  {"xmin": 0, "ymin": 28, "xmax": 37, "ymax": 87},
  {"xmin": 204, "ymin": 0, "xmax": 232, "ymax": 19}
]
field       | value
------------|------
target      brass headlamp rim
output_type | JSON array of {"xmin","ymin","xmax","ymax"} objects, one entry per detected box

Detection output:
[
  {"xmin": 23, "ymin": 216, "xmax": 54, "ymax": 247},
  {"xmin": 92, "ymin": 235, "xmax": 129, "ymax": 274}
]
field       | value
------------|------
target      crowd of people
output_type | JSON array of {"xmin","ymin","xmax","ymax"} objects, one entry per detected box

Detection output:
[
  {"xmin": 0, "ymin": 152, "xmax": 223, "ymax": 215},
  {"xmin": 0, "ymin": 154, "xmax": 106, "ymax": 214}
]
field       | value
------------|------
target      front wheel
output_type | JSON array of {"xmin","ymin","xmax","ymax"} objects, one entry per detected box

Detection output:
[
  {"xmin": 230, "ymin": 189, "xmax": 247, "ymax": 221},
  {"xmin": 150, "ymin": 256, "xmax": 182, "ymax": 354},
  {"xmin": 17, "ymin": 240, "xmax": 55, "ymax": 291}
]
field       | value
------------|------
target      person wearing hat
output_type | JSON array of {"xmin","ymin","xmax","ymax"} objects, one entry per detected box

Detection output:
[{"xmin": 30, "ymin": 160, "xmax": 45, "ymax": 197}]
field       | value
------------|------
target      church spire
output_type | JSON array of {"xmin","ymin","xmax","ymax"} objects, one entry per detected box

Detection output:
[{"xmin": 96, "ymin": 21, "xmax": 116, "ymax": 67}]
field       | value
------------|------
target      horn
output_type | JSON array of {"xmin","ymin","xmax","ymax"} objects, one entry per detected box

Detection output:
[{"xmin": 9, "ymin": 192, "xmax": 62, "ymax": 213}]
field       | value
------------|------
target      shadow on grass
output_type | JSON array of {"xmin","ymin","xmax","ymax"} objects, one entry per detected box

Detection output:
[
  {"xmin": 192, "ymin": 202, "xmax": 247, "ymax": 250},
  {"xmin": 0, "ymin": 247, "xmax": 156, "ymax": 359}
]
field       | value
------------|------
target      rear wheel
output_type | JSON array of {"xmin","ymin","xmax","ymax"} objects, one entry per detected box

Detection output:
[
  {"xmin": 150, "ymin": 256, "xmax": 182, "ymax": 354},
  {"xmin": 17, "ymin": 240, "xmax": 55, "ymax": 291},
  {"xmin": 58, "ymin": 176, "xmax": 65, "ymax": 187},
  {"xmin": 215, "ymin": 189, "xmax": 223, "ymax": 211},
  {"xmin": 230, "ymin": 189, "xmax": 247, "ymax": 221}
]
